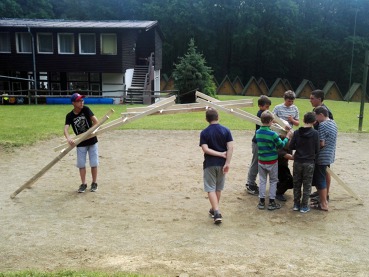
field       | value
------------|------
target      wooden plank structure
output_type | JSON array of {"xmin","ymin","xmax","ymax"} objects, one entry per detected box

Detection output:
[
  {"xmin": 123, "ymin": 99, "xmax": 253, "ymax": 117},
  {"xmin": 11, "ymin": 109, "xmax": 115, "ymax": 198},
  {"xmin": 295, "ymin": 79, "xmax": 315, "ymax": 99},
  {"xmin": 322, "ymin": 81, "xmax": 344, "ymax": 101},
  {"xmin": 216, "ymin": 75, "xmax": 237, "ymax": 95},
  {"xmin": 242, "ymin": 76, "xmax": 263, "ymax": 96},
  {"xmin": 195, "ymin": 91, "xmax": 286, "ymax": 135}
]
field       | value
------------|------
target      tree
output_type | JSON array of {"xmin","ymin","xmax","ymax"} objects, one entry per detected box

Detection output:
[{"xmin": 172, "ymin": 38, "xmax": 216, "ymax": 104}]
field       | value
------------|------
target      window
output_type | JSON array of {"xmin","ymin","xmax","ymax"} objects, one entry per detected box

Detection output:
[
  {"xmin": 79, "ymin": 33, "xmax": 96, "ymax": 54},
  {"xmin": 90, "ymin": 73, "xmax": 100, "ymax": 82},
  {"xmin": 0, "ymin": 32, "xmax": 11, "ymax": 53},
  {"xmin": 16, "ymin": 33, "xmax": 32, "ymax": 53},
  {"xmin": 37, "ymin": 33, "xmax": 53, "ymax": 53},
  {"xmin": 90, "ymin": 84, "xmax": 100, "ymax": 95},
  {"xmin": 58, "ymin": 33, "xmax": 74, "ymax": 54},
  {"xmin": 101, "ymin": 34, "xmax": 117, "ymax": 55}
]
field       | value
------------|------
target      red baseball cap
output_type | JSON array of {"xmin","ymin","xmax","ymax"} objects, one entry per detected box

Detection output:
[{"xmin": 71, "ymin": 93, "xmax": 85, "ymax": 102}]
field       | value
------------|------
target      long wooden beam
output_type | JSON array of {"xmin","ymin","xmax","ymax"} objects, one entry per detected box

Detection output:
[
  {"xmin": 326, "ymin": 167, "xmax": 363, "ymax": 205},
  {"xmin": 11, "ymin": 109, "xmax": 115, "ymax": 198},
  {"xmin": 195, "ymin": 92, "xmax": 286, "ymax": 135},
  {"xmin": 53, "ymin": 96, "xmax": 176, "ymax": 152},
  {"xmin": 123, "ymin": 99, "xmax": 253, "ymax": 117}
]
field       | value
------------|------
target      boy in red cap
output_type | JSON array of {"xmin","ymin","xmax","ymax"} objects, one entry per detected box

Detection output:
[{"xmin": 64, "ymin": 93, "xmax": 99, "ymax": 193}]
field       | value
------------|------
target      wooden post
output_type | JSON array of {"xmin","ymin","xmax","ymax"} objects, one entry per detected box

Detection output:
[
  {"xmin": 358, "ymin": 50, "xmax": 368, "ymax": 131},
  {"xmin": 10, "ymin": 109, "xmax": 114, "ymax": 199}
]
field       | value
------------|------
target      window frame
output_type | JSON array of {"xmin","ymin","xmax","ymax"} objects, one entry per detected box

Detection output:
[
  {"xmin": 37, "ymin": 33, "xmax": 53, "ymax": 54},
  {"xmin": 58, "ymin": 33, "xmax": 75, "ymax": 54},
  {"xmin": 101, "ymin": 33, "xmax": 117, "ymax": 55},
  {"xmin": 79, "ymin": 33, "xmax": 96, "ymax": 55},
  {"xmin": 16, "ymin": 32, "xmax": 32, "ymax": 54},
  {"xmin": 0, "ymin": 32, "xmax": 11, "ymax": 53}
]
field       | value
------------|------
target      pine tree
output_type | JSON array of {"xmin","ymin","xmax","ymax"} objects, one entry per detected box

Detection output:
[{"xmin": 173, "ymin": 38, "xmax": 216, "ymax": 103}]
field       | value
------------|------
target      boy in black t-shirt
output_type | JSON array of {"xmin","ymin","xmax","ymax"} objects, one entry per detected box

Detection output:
[{"xmin": 64, "ymin": 93, "xmax": 99, "ymax": 193}]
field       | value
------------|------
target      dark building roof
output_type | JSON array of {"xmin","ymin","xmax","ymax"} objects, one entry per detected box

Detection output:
[{"xmin": 0, "ymin": 18, "xmax": 158, "ymax": 30}]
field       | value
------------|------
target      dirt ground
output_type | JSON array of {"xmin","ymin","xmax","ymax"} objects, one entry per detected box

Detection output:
[{"xmin": 1, "ymin": 130, "xmax": 369, "ymax": 277}]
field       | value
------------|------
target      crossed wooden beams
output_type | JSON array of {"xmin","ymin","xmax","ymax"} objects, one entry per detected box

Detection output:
[{"xmin": 11, "ymin": 91, "xmax": 361, "ymax": 204}]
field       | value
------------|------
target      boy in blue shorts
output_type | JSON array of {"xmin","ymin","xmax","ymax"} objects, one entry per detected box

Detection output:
[
  {"xmin": 200, "ymin": 109, "xmax": 234, "ymax": 224},
  {"xmin": 64, "ymin": 93, "xmax": 99, "ymax": 193}
]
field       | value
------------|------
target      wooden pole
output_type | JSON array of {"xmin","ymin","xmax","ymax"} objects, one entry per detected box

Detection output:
[
  {"xmin": 326, "ymin": 167, "xmax": 363, "ymax": 205},
  {"xmin": 53, "ymin": 96, "xmax": 176, "ymax": 152},
  {"xmin": 123, "ymin": 99, "xmax": 253, "ymax": 116},
  {"xmin": 10, "ymin": 109, "xmax": 114, "ymax": 199},
  {"xmin": 195, "ymin": 95, "xmax": 286, "ymax": 135}
]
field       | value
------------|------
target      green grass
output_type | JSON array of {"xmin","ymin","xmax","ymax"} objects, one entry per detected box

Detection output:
[{"xmin": 0, "ymin": 95, "xmax": 368, "ymax": 148}]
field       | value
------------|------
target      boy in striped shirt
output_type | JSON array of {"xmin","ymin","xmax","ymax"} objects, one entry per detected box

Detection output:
[{"xmin": 256, "ymin": 110, "xmax": 293, "ymax": 210}]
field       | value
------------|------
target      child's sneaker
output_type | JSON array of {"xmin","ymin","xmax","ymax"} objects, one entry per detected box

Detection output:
[
  {"xmin": 246, "ymin": 184, "xmax": 259, "ymax": 195},
  {"xmin": 257, "ymin": 200, "xmax": 265, "ymax": 210},
  {"xmin": 268, "ymin": 201, "xmax": 281, "ymax": 210},
  {"xmin": 293, "ymin": 203, "xmax": 300, "ymax": 211},
  {"xmin": 300, "ymin": 206, "xmax": 310, "ymax": 213},
  {"xmin": 214, "ymin": 213, "xmax": 222, "ymax": 224},
  {"xmin": 78, "ymin": 184, "xmax": 87, "ymax": 193},
  {"xmin": 90, "ymin": 182, "xmax": 98, "ymax": 192},
  {"xmin": 208, "ymin": 209, "xmax": 215, "ymax": 218}
]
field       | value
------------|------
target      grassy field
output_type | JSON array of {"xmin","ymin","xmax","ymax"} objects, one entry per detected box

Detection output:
[{"xmin": 0, "ymin": 95, "xmax": 368, "ymax": 148}]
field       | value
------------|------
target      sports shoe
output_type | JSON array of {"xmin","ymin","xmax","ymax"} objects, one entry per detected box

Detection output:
[
  {"xmin": 276, "ymin": 194, "xmax": 287, "ymax": 201},
  {"xmin": 293, "ymin": 203, "xmax": 300, "ymax": 211},
  {"xmin": 257, "ymin": 200, "xmax": 265, "ymax": 210},
  {"xmin": 78, "ymin": 184, "xmax": 87, "ymax": 193},
  {"xmin": 90, "ymin": 182, "xmax": 98, "ymax": 192},
  {"xmin": 246, "ymin": 184, "xmax": 259, "ymax": 195},
  {"xmin": 300, "ymin": 206, "xmax": 310, "ymax": 213},
  {"xmin": 214, "ymin": 213, "xmax": 222, "ymax": 224},
  {"xmin": 268, "ymin": 201, "xmax": 281, "ymax": 210},
  {"xmin": 208, "ymin": 209, "xmax": 215, "ymax": 218}
]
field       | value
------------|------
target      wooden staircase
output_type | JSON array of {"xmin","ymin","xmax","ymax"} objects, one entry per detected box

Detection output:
[
  {"xmin": 126, "ymin": 65, "xmax": 148, "ymax": 104},
  {"xmin": 126, "ymin": 53, "xmax": 155, "ymax": 104}
]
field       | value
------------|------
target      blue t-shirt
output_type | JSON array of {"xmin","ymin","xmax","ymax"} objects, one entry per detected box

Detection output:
[{"xmin": 199, "ymin": 123, "xmax": 233, "ymax": 169}]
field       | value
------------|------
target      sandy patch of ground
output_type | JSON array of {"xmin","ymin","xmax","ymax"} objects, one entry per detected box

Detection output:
[{"xmin": 1, "ymin": 130, "xmax": 368, "ymax": 276}]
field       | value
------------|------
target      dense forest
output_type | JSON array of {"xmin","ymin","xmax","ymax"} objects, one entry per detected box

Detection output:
[{"xmin": 1, "ymin": 0, "xmax": 369, "ymax": 92}]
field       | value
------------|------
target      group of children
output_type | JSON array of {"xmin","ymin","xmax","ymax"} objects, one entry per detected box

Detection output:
[
  {"xmin": 65, "ymin": 90, "xmax": 336, "ymax": 225},
  {"xmin": 200, "ymin": 90, "xmax": 337, "ymax": 224}
]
